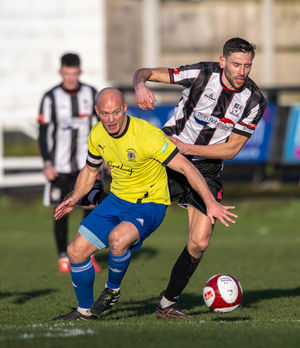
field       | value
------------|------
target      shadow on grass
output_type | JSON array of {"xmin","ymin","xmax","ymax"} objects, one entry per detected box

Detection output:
[
  {"xmin": 93, "ymin": 246, "xmax": 158, "ymax": 270},
  {"xmin": 98, "ymin": 286, "xmax": 300, "ymax": 320},
  {"xmin": 99, "ymin": 293, "xmax": 207, "ymax": 320},
  {"xmin": 242, "ymin": 287, "xmax": 300, "ymax": 308},
  {"xmin": 211, "ymin": 317, "xmax": 251, "ymax": 322},
  {"xmin": 0, "ymin": 289, "xmax": 56, "ymax": 304}
]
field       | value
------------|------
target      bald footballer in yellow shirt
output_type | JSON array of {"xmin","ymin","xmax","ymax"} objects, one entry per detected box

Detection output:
[{"xmin": 53, "ymin": 88, "xmax": 236, "ymax": 320}]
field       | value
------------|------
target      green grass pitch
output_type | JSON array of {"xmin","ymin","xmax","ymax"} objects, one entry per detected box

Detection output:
[{"xmin": 0, "ymin": 195, "xmax": 299, "ymax": 347}]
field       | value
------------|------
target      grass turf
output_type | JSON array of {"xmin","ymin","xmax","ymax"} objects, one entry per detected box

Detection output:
[{"xmin": 0, "ymin": 195, "xmax": 299, "ymax": 347}]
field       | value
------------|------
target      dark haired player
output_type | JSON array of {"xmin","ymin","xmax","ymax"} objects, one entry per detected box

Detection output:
[
  {"xmin": 38, "ymin": 52, "xmax": 101, "ymax": 273},
  {"xmin": 133, "ymin": 37, "xmax": 267, "ymax": 318}
]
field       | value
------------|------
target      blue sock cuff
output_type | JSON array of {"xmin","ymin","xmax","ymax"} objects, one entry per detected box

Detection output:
[
  {"xmin": 109, "ymin": 249, "xmax": 131, "ymax": 263},
  {"xmin": 70, "ymin": 258, "xmax": 93, "ymax": 272}
]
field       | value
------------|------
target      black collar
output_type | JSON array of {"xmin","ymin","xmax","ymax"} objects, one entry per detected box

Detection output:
[{"xmin": 110, "ymin": 115, "xmax": 130, "ymax": 139}]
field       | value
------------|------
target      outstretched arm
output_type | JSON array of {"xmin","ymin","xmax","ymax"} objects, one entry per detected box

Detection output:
[
  {"xmin": 168, "ymin": 132, "xmax": 248, "ymax": 160},
  {"xmin": 167, "ymin": 152, "xmax": 237, "ymax": 227},
  {"xmin": 133, "ymin": 67, "xmax": 170, "ymax": 110},
  {"xmin": 54, "ymin": 164, "xmax": 100, "ymax": 220}
]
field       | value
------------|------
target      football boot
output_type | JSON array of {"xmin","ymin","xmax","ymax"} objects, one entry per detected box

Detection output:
[
  {"xmin": 58, "ymin": 257, "xmax": 71, "ymax": 273},
  {"xmin": 156, "ymin": 304, "xmax": 192, "ymax": 319},
  {"xmin": 53, "ymin": 308, "xmax": 97, "ymax": 321},
  {"xmin": 91, "ymin": 287, "xmax": 120, "ymax": 315}
]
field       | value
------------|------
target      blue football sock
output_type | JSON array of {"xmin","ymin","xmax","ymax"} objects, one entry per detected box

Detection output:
[
  {"xmin": 70, "ymin": 258, "xmax": 95, "ymax": 309},
  {"xmin": 106, "ymin": 249, "xmax": 131, "ymax": 290}
]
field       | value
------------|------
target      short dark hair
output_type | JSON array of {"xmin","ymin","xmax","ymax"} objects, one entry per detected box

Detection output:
[
  {"xmin": 60, "ymin": 53, "xmax": 81, "ymax": 67},
  {"xmin": 223, "ymin": 38, "xmax": 256, "ymax": 59}
]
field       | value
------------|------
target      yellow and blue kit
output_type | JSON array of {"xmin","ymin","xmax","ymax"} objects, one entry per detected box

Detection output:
[{"xmin": 80, "ymin": 115, "xmax": 179, "ymax": 251}]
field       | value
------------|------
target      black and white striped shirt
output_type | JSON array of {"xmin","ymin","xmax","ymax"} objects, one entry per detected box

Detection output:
[
  {"xmin": 38, "ymin": 83, "xmax": 97, "ymax": 173},
  {"xmin": 163, "ymin": 62, "xmax": 266, "ymax": 159}
]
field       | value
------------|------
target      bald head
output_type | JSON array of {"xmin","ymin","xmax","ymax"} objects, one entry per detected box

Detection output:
[
  {"xmin": 95, "ymin": 87, "xmax": 125, "ymax": 107},
  {"xmin": 94, "ymin": 87, "xmax": 128, "ymax": 137}
]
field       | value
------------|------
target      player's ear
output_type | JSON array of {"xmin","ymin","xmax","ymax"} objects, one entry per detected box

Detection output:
[
  {"xmin": 94, "ymin": 105, "xmax": 99, "ymax": 116},
  {"xmin": 123, "ymin": 102, "xmax": 128, "ymax": 113},
  {"xmin": 219, "ymin": 56, "xmax": 225, "ymax": 69}
]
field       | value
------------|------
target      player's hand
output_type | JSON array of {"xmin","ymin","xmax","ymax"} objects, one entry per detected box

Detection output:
[
  {"xmin": 135, "ymin": 85, "xmax": 157, "ymax": 110},
  {"xmin": 206, "ymin": 201, "xmax": 237, "ymax": 227},
  {"xmin": 43, "ymin": 161, "xmax": 58, "ymax": 181},
  {"xmin": 167, "ymin": 136, "xmax": 190, "ymax": 155},
  {"xmin": 54, "ymin": 197, "xmax": 77, "ymax": 220}
]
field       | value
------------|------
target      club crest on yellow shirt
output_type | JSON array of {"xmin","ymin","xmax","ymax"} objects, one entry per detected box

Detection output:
[{"xmin": 127, "ymin": 148, "xmax": 136, "ymax": 162}]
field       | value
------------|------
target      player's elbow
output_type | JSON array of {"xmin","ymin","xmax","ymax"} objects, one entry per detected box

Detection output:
[
  {"xmin": 134, "ymin": 68, "xmax": 152, "ymax": 82},
  {"xmin": 223, "ymin": 146, "xmax": 243, "ymax": 160},
  {"xmin": 223, "ymin": 152, "xmax": 237, "ymax": 160}
]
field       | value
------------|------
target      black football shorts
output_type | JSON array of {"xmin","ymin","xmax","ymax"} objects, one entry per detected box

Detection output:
[{"xmin": 167, "ymin": 159, "xmax": 224, "ymax": 215}]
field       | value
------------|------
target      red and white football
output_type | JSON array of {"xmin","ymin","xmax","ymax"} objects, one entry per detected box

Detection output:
[{"xmin": 203, "ymin": 274, "xmax": 243, "ymax": 313}]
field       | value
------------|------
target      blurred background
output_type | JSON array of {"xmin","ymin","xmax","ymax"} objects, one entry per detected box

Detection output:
[{"xmin": 0, "ymin": 0, "xmax": 299, "ymax": 193}]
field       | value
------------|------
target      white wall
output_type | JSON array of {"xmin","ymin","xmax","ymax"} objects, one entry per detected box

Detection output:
[{"xmin": 0, "ymin": 0, "xmax": 106, "ymax": 137}]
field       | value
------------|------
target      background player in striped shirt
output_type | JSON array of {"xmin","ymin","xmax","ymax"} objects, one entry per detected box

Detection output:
[
  {"xmin": 133, "ymin": 37, "xmax": 267, "ymax": 318},
  {"xmin": 52, "ymin": 88, "xmax": 237, "ymax": 321},
  {"xmin": 38, "ymin": 53, "xmax": 102, "ymax": 273}
]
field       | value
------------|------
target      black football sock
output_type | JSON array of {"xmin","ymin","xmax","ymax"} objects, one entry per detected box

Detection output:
[
  {"xmin": 164, "ymin": 245, "xmax": 201, "ymax": 302},
  {"xmin": 54, "ymin": 214, "xmax": 68, "ymax": 256}
]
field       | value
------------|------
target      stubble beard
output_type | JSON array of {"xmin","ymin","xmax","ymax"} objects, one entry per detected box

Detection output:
[{"xmin": 224, "ymin": 70, "xmax": 246, "ymax": 90}]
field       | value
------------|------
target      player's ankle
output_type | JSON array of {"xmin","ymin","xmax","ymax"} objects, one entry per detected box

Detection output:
[
  {"xmin": 160, "ymin": 296, "xmax": 176, "ymax": 309},
  {"xmin": 77, "ymin": 307, "xmax": 92, "ymax": 316}
]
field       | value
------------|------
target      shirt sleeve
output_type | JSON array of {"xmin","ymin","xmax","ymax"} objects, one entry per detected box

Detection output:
[
  {"xmin": 169, "ymin": 62, "xmax": 203, "ymax": 88},
  {"xmin": 86, "ymin": 126, "xmax": 104, "ymax": 167},
  {"xmin": 145, "ymin": 125, "xmax": 178, "ymax": 165},
  {"xmin": 37, "ymin": 93, "xmax": 53, "ymax": 161},
  {"xmin": 38, "ymin": 124, "xmax": 51, "ymax": 161},
  {"xmin": 38, "ymin": 94, "xmax": 52, "ymax": 125}
]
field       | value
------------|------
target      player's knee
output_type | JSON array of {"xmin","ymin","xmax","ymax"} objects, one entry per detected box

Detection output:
[
  {"xmin": 188, "ymin": 238, "xmax": 210, "ymax": 254},
  {"xmin": 108, "ymin": 232, "xmax": 125, "ymax": 256},
  {"xmin": 67, "ymin": 243, "xmax": 84, "ymax": 263}
]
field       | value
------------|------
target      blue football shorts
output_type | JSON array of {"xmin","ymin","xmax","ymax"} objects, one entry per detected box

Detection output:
[{"xmin": 78, "ymin": 192, "xmax": 167, "ymax": 251}]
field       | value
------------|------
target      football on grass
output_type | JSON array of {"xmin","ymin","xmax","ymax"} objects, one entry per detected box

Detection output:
[{"xmin": 203, "ymin": 274, "xmax": 243, "ymax": 313}]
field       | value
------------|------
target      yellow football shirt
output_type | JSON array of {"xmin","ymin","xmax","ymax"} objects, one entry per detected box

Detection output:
[{"xmin": 87, "ymin": 115, "xmax": 178, "ymax": 204}]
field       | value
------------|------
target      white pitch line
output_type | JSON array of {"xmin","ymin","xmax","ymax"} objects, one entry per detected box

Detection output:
[{"xmin": 0, "ymin": 327, "xmax": 95, "ymax": 340}]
